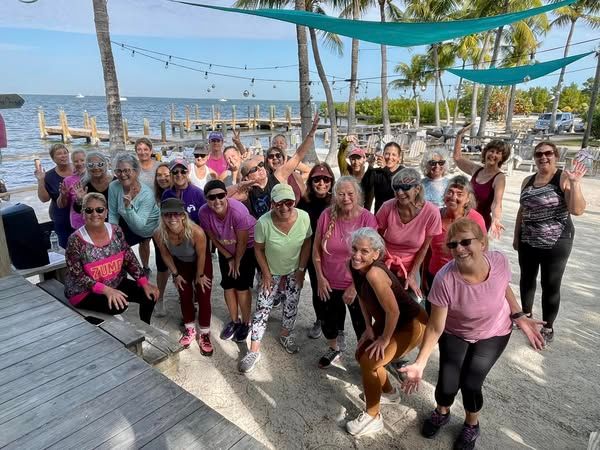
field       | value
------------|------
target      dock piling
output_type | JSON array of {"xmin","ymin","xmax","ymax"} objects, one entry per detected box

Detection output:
[
  {"xmin": 122, "ymin": 118, "xmax": 129, "ymax": 143},
  {"xmin": 38, "ymin": 107, "xmax": 47, "ymax": 139},
  {"xmin": 143, "ymin": 118, "xmax": 150, "ymax": 136},
  {"xmin": 90, "ymin": 117, "xmax": 99, "ymax": 145},
  {"xmin": 160, "ymin": 120, "xmax": 167, "ymax": 143}
]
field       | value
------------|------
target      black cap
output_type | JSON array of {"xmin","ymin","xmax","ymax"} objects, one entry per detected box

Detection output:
[
  {"xmin": 203, "ymin": 179, "xmax": 227, "ymax": 196},
  {"xmin": 160, "ymin": 198, "xmax": 185, "ymax": 214}
]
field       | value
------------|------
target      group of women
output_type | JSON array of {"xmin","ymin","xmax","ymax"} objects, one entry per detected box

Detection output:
[{"xmin": 35, "ymin": 124, "xmax": 587, "ymax": 447}]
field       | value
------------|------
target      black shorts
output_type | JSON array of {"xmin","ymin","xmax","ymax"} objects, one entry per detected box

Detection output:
[
  {"xmin": 218, "ymin": 247, "xmax": 256, "ymax": 291},
  {"xmin": 153, "ymin": 238, "xmax": 168, "ymax": 273}
]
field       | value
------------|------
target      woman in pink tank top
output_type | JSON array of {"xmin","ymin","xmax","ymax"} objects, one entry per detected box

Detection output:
[{"xmin": 453, "ymin": 124, "xmax": 510, "ymax": 237}]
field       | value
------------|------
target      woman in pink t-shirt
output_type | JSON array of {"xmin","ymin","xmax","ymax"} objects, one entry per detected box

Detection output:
[
  {"xmin": 313, "ymin": 176, "xmax": 377, "ymax": 368},
  {"xmin": 376, "ymin": 168, "xmax": 442, "ymax": 298},
  {"xmin": 400, "ymin": 218, "xmax": 544, "ymax": 449}
]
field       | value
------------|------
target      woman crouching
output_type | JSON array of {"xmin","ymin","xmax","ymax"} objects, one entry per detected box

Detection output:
[{"xmin": 345, "ymin": 227, "xmax": 428, "ymax": 437}]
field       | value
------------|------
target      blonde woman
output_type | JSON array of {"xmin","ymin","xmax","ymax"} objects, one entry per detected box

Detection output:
[{"xmin": 313, "ymin": 176, "xmax": 377, "ymax": 368}]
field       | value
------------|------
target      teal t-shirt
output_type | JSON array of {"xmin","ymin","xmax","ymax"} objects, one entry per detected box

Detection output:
[{"xmin": 254, "ymin": 209, "xmax": 312, "ymax": 276}]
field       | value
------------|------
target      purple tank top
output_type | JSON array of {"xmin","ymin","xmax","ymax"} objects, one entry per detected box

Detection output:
[{"xmin": 471, "ymin": 168, "xmax": 501, "ymax": 230}]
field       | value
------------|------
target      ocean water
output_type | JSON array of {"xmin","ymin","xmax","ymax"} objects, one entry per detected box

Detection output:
[{"xmin": 0, "ymin": 95, "xmax": 306, "ymax": 189}]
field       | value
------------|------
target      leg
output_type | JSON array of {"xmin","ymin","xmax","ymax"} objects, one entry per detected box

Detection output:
[
  {"xmin": 307, "ymin": 260, "xmax": 325, "ymax": 322},
  {"xmin": 280, "ymin": 275, "xmax": 301, "ymax": 336},
  {"xmin": 115, "ymin": 278, "xmax": 155, "ymax": 324},
  {"xmin": 237, "ymin": 289, "xmax": 252, "ymax": 324},
  {"xmin": 153, "ymin": 238, "xmax": 169, "ymax": 302},
  {"xmin": 347, "ymin": 297, "xmax": 367, "ymax": 340},
  {"xmin": 518, "ymin": 242, "xmax": 541, "ymax": 316},
  {"xmin": 321, "ymin": 289, "xmax": 345, "ymax": 349},
  {"xmin": 435, "ymin": 333, "xmax": 471, "ymax": 412},
  {"xmin": 174, "ymin": 259, "xmax": 196, "ymax": 326},
  {"xmin": 139, "ymin": 238, "xmax": 151, "ymax": 270},
  {"xmin": 76, "ymin": 292, "xmax": 129, "ymax": 316},
  {"xmin": 223, "ymin": 289, "xmax": 239, "ymax": 322},
  {"xmin": 250, "ymin": 274, "xmax": 281, "ymax": 352},
  {"xmin": 539, "ymin": 238, "xmax": 572, "ymax": 329},
  {"xmin": 195, "ymin": 254, "xmax": 213, "ymax": 333}
]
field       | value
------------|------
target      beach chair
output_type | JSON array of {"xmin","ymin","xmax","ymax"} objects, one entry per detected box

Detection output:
[
  {"xmin": 403, "ymin": 139, "xmax": 426, "ymax": 166},
  {"xmin": 365, "ymin": 134, "xmax": 379, "ymax": 155},
  {"xmin": 381, "ymin": 134, "xmax": 394, "ymax": 146}
]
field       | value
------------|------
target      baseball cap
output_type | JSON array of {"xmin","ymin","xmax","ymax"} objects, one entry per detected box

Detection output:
[
  {"xmin": 271, "ymin": 183, "xmax": 295, "ymax": 203},
  {"xmin": 203, "ymin": 179, "xmax": 227, "ymax": 196},
  {"xmin": 160, "ymin": 198, "xmax": 185, "ymax": 214},
  {"xmin": 348, "ymin": 147, "xmax": 366, "ymax": 158},
  {"xmin": 169, "ymin": 158, "xmax": 188, "ymax": 171},
  {"xmin": 208, "ymin": 131, "xmax": 223, "ymax": 141},
  {"xmin": 309, "ymin": 165, "xmax": 332, "ymax": 179}
]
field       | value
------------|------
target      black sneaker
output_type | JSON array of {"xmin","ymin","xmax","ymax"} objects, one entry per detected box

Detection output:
[
  {"xmin": 233, "ymin": 323, "xmax": 250, "ymax": 343},
  {"xmin": 541, "ymin": 327, "xmax": 554, "ymax": 344},
  {"xmin": 453, "ymin": 423, "xmax": 480, "ymax": 450},
  {"xmin": 421, "ymin": 408, "xmax": 450, "ymax": 438},
  {"xmin": 318, "ymin": 347, "xmax": 341, "ymax": 369}
]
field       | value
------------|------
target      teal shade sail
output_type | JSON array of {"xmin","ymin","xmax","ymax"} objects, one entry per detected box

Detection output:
[
  {"xmin": 448, "ymin": 52, "xmax": 594, "ymax": 86},
  {"xmin": 170, "ymin": 0, "xmax": 575, "ymax": 47}
]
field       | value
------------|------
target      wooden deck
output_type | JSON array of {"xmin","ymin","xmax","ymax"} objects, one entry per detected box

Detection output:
[{"xmin": 0, "ymin": 274, "xmax": 262, "ymax": 449}]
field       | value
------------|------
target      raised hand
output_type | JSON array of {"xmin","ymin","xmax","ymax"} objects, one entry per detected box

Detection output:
[
  {"xmin": 74, "ymin": 181, "xmax": 88, "ymax": 201},
  {"xmin": 400, "ymin": 362, "xmax": 425, "ymax": 394},
  {"xmin": 490, "ymin": 218, "xmax": 505, "ymax": 240},
  {"xmin": 34, "ymin": 166, "xmax": 46, "ymax": 182},
  {"xmin": 59, "ymin": 181, "xmax": 69, "ymax": 197},
  {"xmin": 565, "ymin": 160, "xmax": 587, "ymax": 183},
  {"xmin": 232, "ymin": 128, "xmax": 242, "ymax": 145}
]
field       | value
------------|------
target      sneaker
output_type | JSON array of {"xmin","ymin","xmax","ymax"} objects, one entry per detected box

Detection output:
[
  {"xmin": 358, "ymin": 387, "xmax": 400, "ymax": 405},
  {"xmin": 279, "ymin": 335, "xmax": 300, "ymax": 354},
  {"xmin": 541, "ymin": 327, "xmax": 554, "ymax": 344},
  {"xmin": 337, "ymin": 330, "xmax": 347, "ymax": 352},
  {"xmin": 220, "ymin": 321, "xmax": 239, "ymax": 340},
  {"xmin": 197, "ymin": 333, "xmax": 214, "ymax": 356},
  {"xmin": 179, "ymin": 327, "xmax": 196, "ymax": 348},
  {"xmin": 239, "ymin": 351, "xmax": 261, "ymax": 373},
  {"xmin": 233, "ymin": 323, "xmax": 250, "ymax": 343},
  {"xmin": 346, "ymin": 411, "xmax": 384, "ymax": 436},
  {"xmin": 308, "ymin": 320, "xmax": 322, "ymax": 339},
  {"xmin": 421, "ymin": 408, "xmax": 451, "ymax": 439},
  {"xmin": 153, "ymin": 300, "xmax": 166, "ymax": 318},
  {"xmin": 318, "ymin": 347, "xmax": 341, "ymax": 368},
  {"xmin": 453, "ymin": 423, "xmax": 480, "ymax": 450}
]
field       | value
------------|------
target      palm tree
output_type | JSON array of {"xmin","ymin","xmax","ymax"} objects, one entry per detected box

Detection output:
[
  {"xmin": 403, "ymin": 0, "xmax": 458, "ymax": 127},
  {"xmin": 427, "ymin": 42, "xmax": 456, "ymax": 125},
  {"xmin": 582, "ymin": 52, "xmax": 600, "ymax": 148},
  {"xmin": 549, "ymin": 0, "xmax": 600, "ymax": 133},
  {"xmin": 93, "ymin": 0, "xmax": 124, "ymax": 154},
  {"xmin": 391, "ymin": 54, "xmax": 433, "ymax": 128},
  {"xmin": 452, "ymin": 34, "xmax": 484, "ymax": 126}
]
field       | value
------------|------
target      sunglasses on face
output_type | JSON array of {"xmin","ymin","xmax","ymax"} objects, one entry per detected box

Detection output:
[
  {"xmin": 163, "ymin": 212, "xmax": 183, "ymax": 218},
  {"xmin": 392, "ymin": 183, "xmax": 417, "ymax": 192},
  {"xmin": 194, "ymin": 154, "xmax": 207, "ymax": 159},
  {"xmin": 246, "ymin": 161, "xmax": 264, "ymax": 175},
  {"xmin": 87, "ymin": 161, "xmax": 105, "ymax": 169},
  {"xmin": 171, "ymin": 169, "xmax": 188, "ymax": 176},
  {"xmin": 534, "ymin": 150, "xmax": 554, "ymax": 159},
  {"xmin": 207, "ymin": 192, "xmax": 227, "ymax": 201},
  {"xmin": 429, "ymin": 160, "xmax": 446, "ymax": 167},
  {"xmin": 446, "ymin": 238, "xmax": 474, "ymax": 249},
  {"xmin": 311, "ymin": 175, "xmax": 332, "ymax": 184},
  {"xmin": 274, "ymin": 199, "xmax": 295, "ymax": 209},
  {"xmin": 267, "ymin": 153, "xmax": 283, "ymax": 160},
  {"xmin": 84, "ymin": 206, "xmax": 106, "ymax": 215}
]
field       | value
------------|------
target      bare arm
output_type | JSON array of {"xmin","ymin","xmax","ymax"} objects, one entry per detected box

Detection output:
[
  {"xmin": 366, "ymin": 267, "xmax": 399, "ymax": 343},
  {"xmin": 506, "ymin": 285, "xmax": 545, "ymax": 350},
  {"xmin": 204, "ymin": 228, "xmax": 232, "ymax": 259},
  {"xmin": 274, "ymin": 113, "xmax": 319, "ymax": 183},
  {"xmin": 35, "ymin": 170, "xmax": 51, "ymax": 203},
  {"xmin": 414, "ymin": 304, "xmax": 447, "ymax": 367},
  {"xmin": 453, "ymin": 127, "xmax": 480, "ymax": 175},
  {"xmin": 513, "ymin": 176, "xmax": 531, "ymax": 250},
  {"xmin": 192, "ymin": 227, "xmax": 207, "ymax": 277},
  {"xmin": 153, "ymin": 231, "xmax": 179, "ymax": 275},
  {"xmin": 254, "ymin": 242, "xmax": 270, "ymax": 277},
  {"xmin": 561, "ymin": 163, "xmax": 587, "ymax": 216},
  {"xmin": 490, "ymin": 173, "xmax": 506, "ymax": 238}
]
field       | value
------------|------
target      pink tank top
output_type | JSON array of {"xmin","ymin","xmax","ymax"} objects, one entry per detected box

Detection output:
[
  {"xmin": 470, "ymin": 168, "xmax": 501, "ymax": 230},
  {"xmin": 206, "ymin": 154, "xmax": 227, "ymax": 176}
]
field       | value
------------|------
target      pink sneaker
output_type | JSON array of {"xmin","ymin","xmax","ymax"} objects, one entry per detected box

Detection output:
[
  {"xmin": 198, "ymin": 333, "xmax": 214, "ymax": 357},
  {"xmin": 179, "ymin": 327, "xmax": 196, "ymax": 348}
]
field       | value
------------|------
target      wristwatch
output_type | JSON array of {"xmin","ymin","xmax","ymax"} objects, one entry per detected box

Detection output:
[{"xmin": 510, "ymin": 311, "xmax": 527, "ymax": 320}]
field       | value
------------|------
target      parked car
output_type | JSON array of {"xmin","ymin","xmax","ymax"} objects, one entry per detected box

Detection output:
[
  {"xmin": 573, "ymin": 117, "xmax": 585, "ymax": 132},
  {"xmin": 533, "ymin": 112, "xmax": 574, "ymax": 133}
]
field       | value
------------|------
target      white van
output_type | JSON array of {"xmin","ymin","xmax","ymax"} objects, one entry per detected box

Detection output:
[{"xmin": 533, "ymin": 112, "xmax": 574, "ymax": 133}]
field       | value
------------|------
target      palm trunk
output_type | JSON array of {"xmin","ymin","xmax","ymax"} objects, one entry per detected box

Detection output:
[
  {"xmin": 309, "ymin": 28, "xmax": 338, "ymax": 165},
  {"xmin": 505, "ymin": 84, "xmax": 517, "ymax": 133},
  {"xmin": 380, "ymin": 1, "xmax": 390, "ymax": 135},
  {"xmin": 348, "ymin": 39, "xmax": 359, "ymax": 134},
  {"xmin": 295, "ymin": 0, "xmax": 316, "ymax": 162},
  {"xmin": 478, "ymin": 18, "xmax": 506, "ymax": 137},
  {"xmin": 550, "ymin": 18, "xmax": 577, "ymax": 133},
  {"xmin": 453, "ymin": 61, "xmax": 466, "ymax": 126},
  {"xmin": 471, "ymin": 32, "xmax": 491, "ymax": 137},
  {"xmin": 582, "ymin": 53, "xmax": 600, "ymax": 149},
  {"xmin": 413, "ymin": 86, "xmax": 420, "ymax": 128},
  {"xmin": 433, "ymin": 45, "xmax": 441, "ymax": 127},
  {"xmin": 93, "ymin": 0, "xmax": 124, "ymax": 154},
  {"xmin": 439, "ymin": 73, "xmax": 451, "ymax": 125}
]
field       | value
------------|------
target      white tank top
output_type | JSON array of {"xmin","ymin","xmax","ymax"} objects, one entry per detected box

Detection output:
[{"xmin": 189, "ymin": 165, "xmax": 212, "ymax": 189}]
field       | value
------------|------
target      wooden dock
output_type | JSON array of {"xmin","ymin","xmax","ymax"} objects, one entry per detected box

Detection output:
[{"xmin": 0, "ymin": 274, "xmax": 263, "ymax": 449}]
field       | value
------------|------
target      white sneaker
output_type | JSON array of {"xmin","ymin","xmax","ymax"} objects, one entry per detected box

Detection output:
[
  {"xmin": 346, "ymin": 411, "xmax": 384, "ymax": 436},
  {"xmin": 153, "ymin": 300, "xmax": 166, "ymax": 318}
]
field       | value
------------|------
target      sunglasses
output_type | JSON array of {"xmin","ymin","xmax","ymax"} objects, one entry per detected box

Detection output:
[
  {"xmin": 274, "ymin": 199, "xmax": 295, "ymax": 209},
  {"xmin": 207, "ymin": 192, "xmax": 227, "ymax": 201},
  {"xmin": 84, "ymin": 206, "xmax": 106, "ymax": 215},
  {"xmin": 86, "ymin": 161, "xmax": 105, "ymax": 169},
  {"xmin": 267, "ymin": 153, "xmax": 283, "ymax": 160},
  {"xmin": 246, "ymin": 161, "xmax": 264, "ymax": 175},
  {"xmin": 311, "ymin": 175, "xmax": 332, "ymax": 184},
  {"xmin": 428, "ymin": 160, "xmax": 446, "ymax": 167},
  {"xmin": 114, "ymin": 168, "xmax": 132, "ymax": 176},
  {"xmin": 171, "ymin": 169, "xmax": 188, "ymax": 176},
  {"xmin": 194, "ymin": 154, "xmax": 207, "ymax": 159},
  {"xmin": 392, "ymin": 183, "xmax": 417, "ymax": 192},
  {"xmin": 534, "ymin": 150, "xmax": 554, "ymax": 159},
  {"xmin": 446, "ymin": 238, "xmax": 474, "ymax": 249}
]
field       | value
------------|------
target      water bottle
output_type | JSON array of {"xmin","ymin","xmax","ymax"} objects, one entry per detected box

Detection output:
[{"xmin": 49, "ymin": 231, "xmax": 59, "ymax": 252}]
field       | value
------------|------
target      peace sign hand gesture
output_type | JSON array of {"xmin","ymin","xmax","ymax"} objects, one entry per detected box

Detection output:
[{"xmin": 565, "ymin": 160, "xmax": 587, "ymax": 183}]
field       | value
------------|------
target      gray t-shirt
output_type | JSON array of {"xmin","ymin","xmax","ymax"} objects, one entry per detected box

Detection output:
[{"xmin": 139, "ymin": 161, "xmax": 159, "ymax": 188}]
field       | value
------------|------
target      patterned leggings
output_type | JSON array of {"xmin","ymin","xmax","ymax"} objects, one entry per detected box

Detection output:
[{"xmin": 251, "ymin": 273, "xmax": 301, "ymax": 342}]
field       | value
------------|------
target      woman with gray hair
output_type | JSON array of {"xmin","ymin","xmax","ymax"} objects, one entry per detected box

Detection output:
[
  {"xmin": 108, "ymin": 152, "xmax": 159, "ymax": 250},
  {"xmin": 376, "ymin": 168, "xmax": 442, "ymax": 299},
  {"xmin": 421, "ymin": 148, "xmax": 450, "ymax": 207},
  {"xmin": 345, "ymin": 227, "xmax": 428, "ymax": 436},
  {"xmin": 66, "ymin": 151, "xmax": 114, "ymax": 229}
]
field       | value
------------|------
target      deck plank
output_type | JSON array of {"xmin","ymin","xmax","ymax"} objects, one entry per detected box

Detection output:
[
  {"xmin": 0, "ymin": 301, "xmax": 72, "ymax": 341},
  {"xmin": 0, "ymin": 293, "xmax": 54, "ymax": 319}
]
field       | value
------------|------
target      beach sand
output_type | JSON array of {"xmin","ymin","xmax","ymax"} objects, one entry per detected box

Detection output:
[{"xmin": 7, "ymin": 166, "xmax": 600, "ymax": 449}]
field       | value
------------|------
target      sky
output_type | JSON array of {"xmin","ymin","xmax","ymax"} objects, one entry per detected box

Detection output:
[{"xmin": 1, "ymin": 0, "xmax": 598, "ymax": 102}]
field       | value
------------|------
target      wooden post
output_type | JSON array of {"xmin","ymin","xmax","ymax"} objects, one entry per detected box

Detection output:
[
  {"xmin": 122, "ymin": 118, "xmax": 129, "ymax": 143},
  {"xmin": 195, "ymin": 104, "xmax": 199, "ymax": 120},
  {"xmin": 83, "ymin": 110, "xmax": 90, "ymax": 129},
  {"xmin": 170, "ymin": 104, "xmax": 175, "ymax": 122},
  {"xmin": 286, "ymin": 106, "xmax": 292, "ymax": 130},
  {"xmin": 90, "ymin": 117, "xmax": 99, "ymax": 145},
  {"xmin": 254, "ymin": 105, "xmax": 260, "ymax": 130},
  {"xmin": 0, "ymin": 215, "xmax": 11, "ymax": 278},
  {"xmin": 179, "ymin": 119, "xmax": 184, "ymax": 139},
  {"xmin": 160, "ymin": 120, "xmax": 167, "ymax": 143},
  {"xmin": 211, "ymin": 105, "xmax": 216, "ymax": 130},
  {"xmin": 269, "ymin": 105, "xmax": 275, "ymax": 130},
  {"xmin": 38, "ymin": 107, "xmax": 47, "ymax": 139},
  {"xmin": 232, "ymin": 105, "xmax": 236, "ymax": 130},
  {"xmin": 184, "ymin": 106, "xmax": 191, "ymax": 132},
  {"xmin": 143, "ymin": 118, "xmax": 150, "ymax": 136},
  {"xmin": 60, "ymin": 109, "xmax": 72, "ymax": 143},
  {"xmin": 324, "ymin": 129, "xmax": 330, "ymax": 145},
  {"xmin": 201, "ymin": 123, "xmax": 207, "ymax": 141}
]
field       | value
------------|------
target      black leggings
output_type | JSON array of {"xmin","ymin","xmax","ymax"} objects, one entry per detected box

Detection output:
[
  {"xmin": 435, "ymin": 332, "xmax": 511, "ymax": 413},
  {"xmin": 518, "ymin": 238, "xmax": 573, "ymax": 329},
  {"xmin": 320, "ymin": 288, "xmax": 366, "ymax": 341},
  {"xmin": 306, "ymin": 260, "xmax": 325, "ymax": 323},
  {"xmin": 77, "ymin": 278, "xmax": 155, "ymax": 324}
]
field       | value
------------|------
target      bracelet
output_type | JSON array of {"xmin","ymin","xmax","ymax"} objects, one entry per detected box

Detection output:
[
  {"xmin": 171, "ymin": 272, "xmax": 179, "ymax": 279},
  {"xmin": 510, "ymin": 311, "xmax": 527, "ymax": 320}
]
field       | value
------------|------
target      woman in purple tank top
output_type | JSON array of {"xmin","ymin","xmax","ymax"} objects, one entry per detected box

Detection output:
[{"xmin": 453, "ymin": 124, "xmax": 510, "ymax": 238}]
